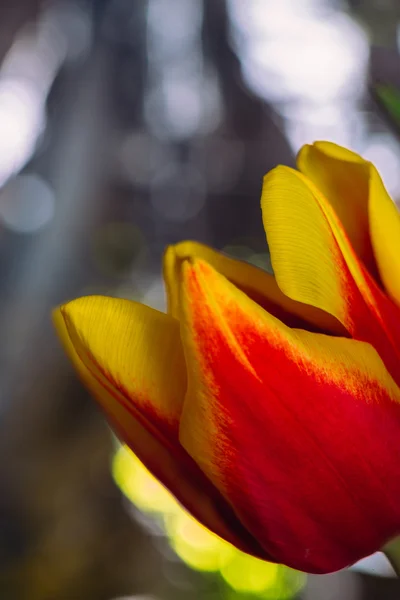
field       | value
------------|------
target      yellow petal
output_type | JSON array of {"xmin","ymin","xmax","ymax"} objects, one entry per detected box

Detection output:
[
  {"xmin": 55, "ymin": 296, "xmax": 186, "ymax": 438},
  {"xmin": 298, "ymin": 141, "xmax": 400, "ymax": 306},
  {"xmin": 53, "ymin": 296, "xmax": 265, "ymax": 555},
  {"xmin": 163, "ymin": 240, "xmax": 344, "ymax": 335},
  {"xmin": 366, "ymin": 162, "xmax": 400, "ymax": 306},
  {"xmin": 297, "ymin": 142, "xmax": 374, "ymax": 271},
  {"xmin": 261, "ymin": 165, "xmax": 400, "ymax": 383},
  {"xmin": 261, "ymin": 165, "xmax": 355, "ymax": 327}
]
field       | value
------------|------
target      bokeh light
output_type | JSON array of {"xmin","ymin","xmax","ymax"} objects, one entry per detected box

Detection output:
[
  {"xmin": 113, "ymin": 446, "xmax": 306, "ymax": 598},
  {"xmin": 221, "ymin": 555, "xmax": 279, "ymax": 594},
  {"xmin": 0, "ymin": 173, "xmax": 55, "ymax": 233},
  {"xmin": 113, "ymin": 446, "xmax": 178, "ymax": 517},
  {"xmin": 0, "ymin": 3, "xmax": 81, "ymax": 190},
  {"xmin": 362, "ymin": 133, "xmax": 400, "ymax": 200},
  {"xmin": 166, "ymin": 512, "xmax": 235, "ymax": 572},
  {"xmin": 228, "ymin": 0, "xmax": 368, "ymax": 149},
  {"xmin": 0, "ymin": 79, "xmax": 46, "ymax": 188}
]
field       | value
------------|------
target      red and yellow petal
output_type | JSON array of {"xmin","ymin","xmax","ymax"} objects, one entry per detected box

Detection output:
[
  {"xmin": 56, "ymin": 296, "xmax": 186, "ymax": 439},
  {"xmin": 164, "ymin": 240, "xmax": 344, "ymax": 336},
  {"xmin": 297, "ymin": 141, "xmax": 400, "ymax": 305},
  {"xmin": 261, "ymin": 165, "xmax": 400, "ymax": 384},
  {"xmin": 53, "ymin": 296, "xmax": 265, "ymax": 555},
  {"xmin": 179, "ymin": 259, "xmax": 400, "ymax": 573}
]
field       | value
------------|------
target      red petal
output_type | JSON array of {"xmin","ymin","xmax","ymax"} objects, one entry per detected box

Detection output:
[
  {"xmin": 54, "ymin": 297, "xmax": 266, "ymax": 557},
  {"xmin": 179, "ymin": 259, "xmax": 400, "ymax": 573}
]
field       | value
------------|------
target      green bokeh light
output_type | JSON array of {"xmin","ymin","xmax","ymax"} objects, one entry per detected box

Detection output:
[
  {"xmin": 113, "ymin": 446, "xmax": 306, "ymax": 597},
  {"xmin": 221, "ymin": 554, "xmax": 279, "ymax": 594}
]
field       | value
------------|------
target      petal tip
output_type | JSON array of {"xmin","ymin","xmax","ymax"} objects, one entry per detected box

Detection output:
[
  {"xmin": 52, "ymin": 302, "xmax": 71, "ymax": 346},
  {"xmin": 52, "ymin": 300, "xmax": 85, "ymax": 374},
  {"xmin": 263, "ymin": 164, "xmax": 288, "ymax": 180},
  {"xmin": 52, "ymin": 295, "xmax": 113, "ymax": 356},
  {"xmin": 296, "ymin": 142, "xmax": 312, "ymax": 160}
]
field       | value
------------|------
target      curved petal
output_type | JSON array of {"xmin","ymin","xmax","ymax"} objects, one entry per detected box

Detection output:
[
  {"xmin": 164, "ymin": 241, "xmax": 344, "ymax": 335},
  {"xmin": 261, "ymin": 165, "xmax": 400, "ymax": 384},
  {"xmin": 297, "ymin": 142, "xmax": 374, "ymax": 273},
  {"xmin": 179, "ymin": 259, "xmax": 400, "ymax": 573},
  {"xmin": 53, "ymin": 296, "xmax": 265, "ymax": 556},
  {"xmin": 297, "ymin": 141, "xmax": 400, "ymax": 305}
]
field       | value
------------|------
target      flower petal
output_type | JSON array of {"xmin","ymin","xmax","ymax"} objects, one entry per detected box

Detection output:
[
  {"xmin": 297, "ymin": 142, "xmax": 375, "ymax": 273},
  {"xmin": 297, "ymin": 141, "xmax": 400, "ymax": 305},
  {"xmin": 164, "ymin": 241, "xmax": 344, "ymax": 335},
  {"xmin": 179, "ymin": 259, "xmax": 400, "ymax": 573},
  {"xmin": 261, "ymin": 165, "xmax": 400, "ymax": 384},
  {"xmin": 53, "ymin": 296, "xmax": 265, "ymax": 555}
]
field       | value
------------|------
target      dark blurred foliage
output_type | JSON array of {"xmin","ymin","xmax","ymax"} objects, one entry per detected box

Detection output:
[{"xmin": 0, "ymin": 1, "xmax": 399, "ymax": 599}]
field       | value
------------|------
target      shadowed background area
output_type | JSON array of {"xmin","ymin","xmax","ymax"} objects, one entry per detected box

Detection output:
[{"xmin": 0, "ymin": 1, "xmax": 400, "ymax": 599}]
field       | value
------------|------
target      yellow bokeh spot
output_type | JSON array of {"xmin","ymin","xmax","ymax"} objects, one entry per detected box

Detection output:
[
  {"xmin": 165, "ymin": 511, "xmax": 235, "ymax": 572},
  {"xmin": 221, "ymin": 554, "xmax": 278, "ymax": 594},
  {"xmin": 112, "ymin": 446, "xmax": 178, "ymax": 515},
  {"xmin": 112, "ymin": 446, "xmax": 306, "ymax": 597}
]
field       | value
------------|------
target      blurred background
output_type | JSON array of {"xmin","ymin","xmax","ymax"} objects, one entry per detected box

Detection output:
[{"xmin": 0, "ymin": 0, "xmax": 400, "ymax": 599}]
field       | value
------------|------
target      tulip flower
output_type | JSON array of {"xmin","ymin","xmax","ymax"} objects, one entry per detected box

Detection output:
[{"xmin": 54, "ymin": 141, "xmax": 400, "ymax": 575}]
